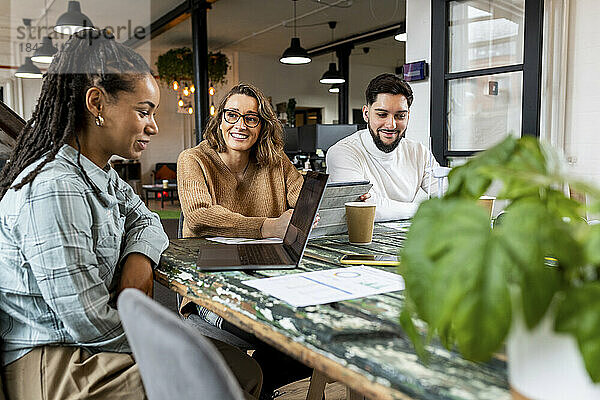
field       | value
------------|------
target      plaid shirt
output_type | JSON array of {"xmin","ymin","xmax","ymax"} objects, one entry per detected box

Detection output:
[{"xmin": 0, "ymin": 145, "xmax": 169, "ymax": 366}]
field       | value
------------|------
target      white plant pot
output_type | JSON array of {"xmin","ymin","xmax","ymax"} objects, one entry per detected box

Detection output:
[{"xmin": 507, "ymin": 309, "xmax": 600, "ymax": 399}]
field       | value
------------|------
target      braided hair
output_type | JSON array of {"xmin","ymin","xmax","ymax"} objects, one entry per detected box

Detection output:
[{"xmin": 0, "ymin": 29, "xmax": 151, "ymax": 200}]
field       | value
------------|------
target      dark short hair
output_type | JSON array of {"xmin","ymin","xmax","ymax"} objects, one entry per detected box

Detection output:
[{"xmin": 365, "ymin": 73, "xmax": 413, "ymax": 107}]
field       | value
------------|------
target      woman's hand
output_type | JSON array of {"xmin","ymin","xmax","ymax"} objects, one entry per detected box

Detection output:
[
  {"xmin": 359, "ymin": 192, "xmax": 372, "ymax": 202},
  {"xmin": 261, "ymin": 209, "xmax": 293, "ymax": 239},
  {"xmin": 118, "ymin": 253, "xmax": 153, "ymax": 297}
]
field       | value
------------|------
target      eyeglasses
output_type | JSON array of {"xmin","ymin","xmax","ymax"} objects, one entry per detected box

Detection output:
[{"xmin": 222, "ymin": 109, "xmax": 261, "ymax": 128}]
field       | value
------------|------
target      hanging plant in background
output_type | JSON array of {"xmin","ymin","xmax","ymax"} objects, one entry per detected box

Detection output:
[
  {"xmin": 207, "ymin": 51, "xmax": 229, "ymax": 86},
  {"xmin": 156, "ymin": 47, "xmax": 193, "ymax": 84},
  {"xmin": 156, "ymin": 47, "xmax": 230, "ymax": 86}
]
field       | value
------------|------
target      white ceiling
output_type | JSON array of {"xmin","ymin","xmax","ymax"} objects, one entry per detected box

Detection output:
[{"xmin": 0, "ymin": 0, "xmax": 406, "ymax": 80}]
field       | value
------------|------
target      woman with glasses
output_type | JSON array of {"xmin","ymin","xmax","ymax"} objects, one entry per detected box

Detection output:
[
  {"xmin": 177, "ymin": 82, "xmax": 303, "ymax": 239},
  {"xmin": 177, "ymin": 83, "xmax": 311, "ymax": 398}
]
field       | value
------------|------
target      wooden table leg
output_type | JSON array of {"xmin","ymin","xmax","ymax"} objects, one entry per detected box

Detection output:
[
  {"xmin": 306, "ymin": 369, "xmax": 328, "ymax": 400},
  {"xmin": 346, "ymin": 387, "xmax": 366, "ymax": 400}
]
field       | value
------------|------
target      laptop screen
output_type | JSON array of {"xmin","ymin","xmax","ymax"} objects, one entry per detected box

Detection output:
[{"xmin": 283, "ymin": 171, "xmax": 329, "ymax": 262}]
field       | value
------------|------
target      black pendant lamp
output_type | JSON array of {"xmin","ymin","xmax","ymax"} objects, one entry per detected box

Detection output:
[
  {"xmin": 320, "ymin": 63, "xmax": 345, "ymax": 84},
  {"xmin": 329, "ymin": 84, "xmax": 341, "ymax": 93},
  {"xmin": 15, "ymin": 57, "xmax": 43, "ymax": 79},
  {"xmin": 31, "ymin": 37, "xmax": 58, "ymax": 63},
  {"xmin": 280, "ymin": 0, "xmax": 311, "ymax": 65},
  {"xmin": 319, "ymin": 22, "xmax": 345, "ymax": 84},
  {"xmin": 54, "ymin": 1, "xmax": 94, "ymax": 35}
]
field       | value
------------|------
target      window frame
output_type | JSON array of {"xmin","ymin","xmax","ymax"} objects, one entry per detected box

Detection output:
[{"xmin": 430, "ymin": 0, "xmax": 544, "ymax": 165}]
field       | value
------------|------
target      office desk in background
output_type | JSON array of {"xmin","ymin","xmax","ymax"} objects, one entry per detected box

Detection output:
[{"xmin": 154, "ymin": 224, "xmax": 510, "ymax": 400}]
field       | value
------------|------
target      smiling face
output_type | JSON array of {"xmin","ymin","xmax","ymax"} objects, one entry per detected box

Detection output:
[
  {"xmin": 89, "ymin": 74, "xmax": 160, "ymax": 165},
  {"xmin": 219, "ymin": 94, "xmax": 261, "ymax": 155},
  {"xmin": 363, "ymin": 93, "xmax": 410, "ymax": 153}
]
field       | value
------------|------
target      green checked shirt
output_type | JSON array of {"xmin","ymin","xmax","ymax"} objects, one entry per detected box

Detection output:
[{"xmin": 0, "ymin": 144, "xmax": 169, "ymax": 366}]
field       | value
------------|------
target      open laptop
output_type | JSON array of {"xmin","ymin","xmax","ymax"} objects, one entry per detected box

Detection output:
[{"xmin": 196, "ymin": 171, "xmax": 329, "ymax": 271}]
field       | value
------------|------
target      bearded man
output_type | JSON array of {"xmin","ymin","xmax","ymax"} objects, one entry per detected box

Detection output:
[{"xmin": 326, "ymin": 73, "xmax": 442, "ymax": 221}]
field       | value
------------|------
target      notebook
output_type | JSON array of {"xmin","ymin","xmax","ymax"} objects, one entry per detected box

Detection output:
[{"xmin": 196, "ymin": 171, "xmax": 329, "ymax": 271}]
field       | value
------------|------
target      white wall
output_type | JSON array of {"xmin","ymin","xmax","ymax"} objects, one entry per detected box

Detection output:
[
  {"xmin": 405, "ymin": 0, "xmax": 432, "ymax": 148},
  {"xmin": 10, "ymin": 77, "xmax": 42, "ymax": 120},
  {"xmin": 564, "ymin": 0, "xmax": 600, "ymax": 186},
  {"xmin": 139, "ymin": 80, "xmax": 192, "ymax": 183}
]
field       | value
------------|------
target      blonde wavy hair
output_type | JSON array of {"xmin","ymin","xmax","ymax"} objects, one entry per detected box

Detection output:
[{"xmin": 204, "ymin": 82, "xmax": 284, "ymax": 167}]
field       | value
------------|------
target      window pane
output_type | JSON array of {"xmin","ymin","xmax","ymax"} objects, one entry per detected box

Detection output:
[
  {"xmin": 448, "ymin": 71, "xmax": 522, "ymax": 151},
  {"xmin": 448, "ymin": 0, "xmax": 525, "ymax": 73}
]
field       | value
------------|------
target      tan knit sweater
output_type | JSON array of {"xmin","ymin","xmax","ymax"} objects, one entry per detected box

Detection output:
[{"xmin": 177, "ymin": 141, "xmax": 303, "ymax": 238}]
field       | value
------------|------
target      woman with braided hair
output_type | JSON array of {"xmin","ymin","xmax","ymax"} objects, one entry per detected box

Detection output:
[{"xmin": 0, "ymin": 30, "xmax": 262, "ymax": 399}]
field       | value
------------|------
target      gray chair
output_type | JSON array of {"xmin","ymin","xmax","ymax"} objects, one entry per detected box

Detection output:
[{"xmin": 118, "ymin": 289, "xmax": 245, "ymax": 400}]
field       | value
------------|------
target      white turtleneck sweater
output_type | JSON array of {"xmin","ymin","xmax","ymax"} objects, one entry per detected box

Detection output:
[{"xmin": 326, "ymin": 129, "xmax": 441, "ymax": 221}]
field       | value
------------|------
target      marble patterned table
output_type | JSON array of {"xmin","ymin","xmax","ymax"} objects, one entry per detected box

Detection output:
[{"xmin": 154, "ymin": 224, "xmax": 510, "ymax": 400}]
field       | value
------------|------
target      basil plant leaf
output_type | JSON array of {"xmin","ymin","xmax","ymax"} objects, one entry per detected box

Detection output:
[
  {"xmin": 555, "ymin": 283, "xmax": 600, "ymax": 383},
  {"xmin": 402, "ymin": 198, "xmax": 512, "ymax": 361}
]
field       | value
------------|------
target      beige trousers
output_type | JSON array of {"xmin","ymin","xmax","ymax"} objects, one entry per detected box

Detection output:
[
  {"xmin": 3, "ymin": 347, "xmax": 145, "ymax": 400},
  {"xmin": 2, "ymin": 343, "xmax": 262, "ymax": 400}
]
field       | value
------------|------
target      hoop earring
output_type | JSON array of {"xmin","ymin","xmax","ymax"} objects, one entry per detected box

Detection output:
[{"xmin": 95, "ymin": 113, "xmax": 105, "ymax": 127}]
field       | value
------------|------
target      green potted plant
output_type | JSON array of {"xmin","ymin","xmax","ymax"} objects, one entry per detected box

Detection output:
[
  {"xmin": 155, "ymin": 47, "xmax": 230, "ymax": 87},
  {"xmin": 156, "ymin": 47, "xmax": 193, "ymax": 84},
  {"xmin": 399, "ymin": 136, "xmax": 600, "ymax": 399},
  {"xmin": 207, "ymin": 51, "xmax": 229, "ymax": 86}
]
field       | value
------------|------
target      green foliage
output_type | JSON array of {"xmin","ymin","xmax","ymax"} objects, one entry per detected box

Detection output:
[
  {"xmin": 155, "ymin": 48, "xmax": 230, "ymax": 86},
  {"xmin": 400, "ymin": 136, "xmax": 600, "ymax": 382},
  {"xmin": 156, "ymin": 47, "xmax": 193, "ymax": 83},
  {"xmin": 207, "ymin": 52, "xmax": 230, "ymax": 86}
]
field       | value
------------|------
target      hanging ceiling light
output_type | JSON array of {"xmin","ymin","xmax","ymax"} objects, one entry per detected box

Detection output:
[
  {"xmin": 329, "ymin": 84, "xmax": 340, "ymax": 93},
  {"xmin": 31, "ymin": 37, "xmax": 58, "ymax": 63},
  {"xmin": 320, "ymin": 63, "xmax": 345, "ymax": 84},
  {"xmin": 33, "ymin": 1, "xmax": 58, "ymax": 63},
  {"xmin": 280, "ymin": 0, "xmax": 311, "ymax": 65},
  {"xmin": 54, "ymin": 1, "xmax": 94, "ymax": 35},
  {"xmin": 15, "ymin": 57, "xmax": 43, "ymax": 79},
  {"xmin": 319, "ymin": 22, "xmax": 345, "ymax": 84}
]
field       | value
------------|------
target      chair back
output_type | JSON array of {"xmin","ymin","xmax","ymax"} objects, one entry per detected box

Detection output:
[
  {"xmin": 118, "ymin": 289, "xmax": 245, "ymax": 400},
  {"xmin": 154, "ymin": 163, "xmax": 177, "ymax": 184}
]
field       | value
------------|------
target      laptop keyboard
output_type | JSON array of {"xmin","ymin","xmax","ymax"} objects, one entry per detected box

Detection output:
[{"xmin": 238, "ymin": 245, "xmax": 284, "ymax": 265}]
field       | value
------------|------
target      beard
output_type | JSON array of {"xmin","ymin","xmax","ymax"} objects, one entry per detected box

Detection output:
[{"xmin": 368, "ymin": 124, "xmax": 405, "ymax": 153}]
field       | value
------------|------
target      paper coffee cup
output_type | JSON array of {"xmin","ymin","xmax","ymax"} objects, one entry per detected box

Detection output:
[
  {"xmin": 478, "ymin": 196, "xmax": 495, "ymax": 218},
  {"xmin": 162, "ymin": 179, "xmax": 169, "ymax": 189},
  {"xmin": 345, "ymin": 202, "xmax": 376, "ymax": 245}
]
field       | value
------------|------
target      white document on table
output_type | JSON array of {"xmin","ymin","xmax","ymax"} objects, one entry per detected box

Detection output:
[
  {"xmin": 242, "ymin": 266, "xmax": 404, "ymax": 307},
  {"xmin": 380, "ymin": 221, "xmax": 411, "ymax": 232},
  {"xmin": 206, "ymin": 237, "xmax": 283, "ymax": 245}
]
